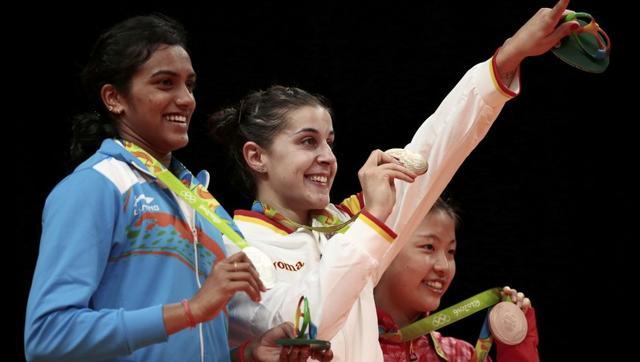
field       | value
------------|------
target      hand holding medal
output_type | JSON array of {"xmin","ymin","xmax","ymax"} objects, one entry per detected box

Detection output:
[{"xmin": 489, "ymin": 286, "xmax": 531, "ymax": 345}]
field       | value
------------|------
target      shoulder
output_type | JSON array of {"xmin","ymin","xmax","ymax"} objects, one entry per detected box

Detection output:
[{"xmin": 45, "ymin": 155, "xmax": 134, "ymax": 211}]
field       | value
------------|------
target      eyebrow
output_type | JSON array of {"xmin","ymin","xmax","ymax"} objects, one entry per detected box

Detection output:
[
  {"xmin": 293, "ymin": 128, "xmax": 335, "ymax": 137},
  {"xmin": 419, "ymin": 234, "xmax": 456, "ymax": 245},
  {"xmin": 150, "ymin": 70, "xmax": 197, "ymax": 79}
]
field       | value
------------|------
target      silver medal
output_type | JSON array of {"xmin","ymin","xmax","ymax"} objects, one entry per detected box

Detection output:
[
  {"xmin": 243, "ymin": 246, "xmax": 276, "ymax": 289},
  {"xmin": 385, "ymin": 148, "xmax": 428, "ymax": 175}
]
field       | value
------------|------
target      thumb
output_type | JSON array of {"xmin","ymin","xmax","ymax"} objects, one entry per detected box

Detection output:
[{"xmin": 280, "ymin": 321, "xmax": 296, "ymax": 338}]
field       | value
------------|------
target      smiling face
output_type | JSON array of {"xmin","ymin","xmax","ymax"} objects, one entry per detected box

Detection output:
[
  {"xmin": 255, "ymin": 105, "xmax": 337, "ymax": 223},
  {"xmin": 376, "ymin": 210, "xmax": 457, "ymax": 324},
  {"xmin": 111, "ymin": 44, "xmax": 196, "ymax": 161}
]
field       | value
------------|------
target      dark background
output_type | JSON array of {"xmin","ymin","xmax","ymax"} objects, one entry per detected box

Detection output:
[{"xmin": 12, "ymin": 1, "xmax": 630, "ymax": 360}]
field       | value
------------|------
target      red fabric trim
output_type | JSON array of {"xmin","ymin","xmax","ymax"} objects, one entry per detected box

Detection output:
[
  {"xmin": 234, "ymin": 209, "xmax": 295, "ymax": 234},
  {"xmin": 492, "ymin": 47, "xmax": 518, "ymax": 98},
  {"xmin": 360, "ymin": 210, "xmax": 397, "ymax": 239}
]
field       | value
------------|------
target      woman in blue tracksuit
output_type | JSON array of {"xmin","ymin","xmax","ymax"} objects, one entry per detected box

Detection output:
[{"xmin": 24, "ymin": 14, "xmax": 331, "ymax": 362}]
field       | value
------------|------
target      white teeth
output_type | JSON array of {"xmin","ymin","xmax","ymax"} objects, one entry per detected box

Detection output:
[
  {"xmin": 165, "ymin": 114, "xmax": 187, "ymax": 123},
  {"xmin": 425, "ymin": 280, "xmax": 443, "ymax": 290},
  {"xmin": 308, "ymin": 175, "xmax": 328, "ymax": 184}
]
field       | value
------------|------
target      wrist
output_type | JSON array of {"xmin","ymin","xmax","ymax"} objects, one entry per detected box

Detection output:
[
  {"xmin": 238, "ymin": 339, "xmax": 256, "ymax": 362},
  {"xmin": 181, "ymin": 299, "xmax": 197, "ymax": 328},
  {"xmin": 364, "ymin": 206, "xmax": 390, "ymax": 222},
  {"xmin": 495, "ymin": 40, "xmax": 526, "ymax": 77}
]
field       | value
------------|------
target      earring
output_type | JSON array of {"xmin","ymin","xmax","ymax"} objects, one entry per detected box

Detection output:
[{"xmin": 107, "ymin": 106, "xmax": 114, "ymax": 112}]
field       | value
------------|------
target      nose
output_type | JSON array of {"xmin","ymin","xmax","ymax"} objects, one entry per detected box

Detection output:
[
  {"xmin": 317, "ymin": 142, "xmax": 336, "ymax": 165},
  {"xmin": 176, "ymin": 86, "xmax": 196, "ymax": 110},
  {"xmin": 433, "ymin": 252, "xmax": 450, "ymax": 274}
]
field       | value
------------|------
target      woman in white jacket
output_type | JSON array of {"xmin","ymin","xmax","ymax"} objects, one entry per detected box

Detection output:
[{"xmin": 210, "ymin": 1, "xmax": 578, "ymax": 360}]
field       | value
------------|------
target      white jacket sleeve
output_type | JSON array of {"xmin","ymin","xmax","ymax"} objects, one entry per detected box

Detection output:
[
  {"xmin": 227, "ymin": 210, "xmax": 395, "ymax": 345},
  {"xmin": 373, "ymin": 57, "xmax": 520, "ymax": 284}
]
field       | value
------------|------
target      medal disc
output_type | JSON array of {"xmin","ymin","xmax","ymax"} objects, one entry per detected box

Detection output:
[
  {"xmin": 243, "ymin": 246, "xmax": 276, "ymax": 289},
  {"xmin": 385, "ymin": 148, "xmax": 428, "ymax": 175},
  {"xmin": 488, "ymin": 301, "xmax": 528, "ymax": 345}
]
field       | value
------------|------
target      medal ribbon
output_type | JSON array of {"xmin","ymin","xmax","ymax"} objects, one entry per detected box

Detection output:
[
  {"xmin": 122, "ymin": 140, "xmax": 249, "ymax": 249},
  {"xmin": 380, "ymin": 288, "xmax": 502, "ymax": 342}
]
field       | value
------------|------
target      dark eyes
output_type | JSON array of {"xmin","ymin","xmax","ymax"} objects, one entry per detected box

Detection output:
[
  {"xmin": 422, "ymin": 243, "xmax": 456, "ymax": 256},
  {"xmin": 301, "ymin": 137, "xmax": 334, "ymax": 149},
  {"xmin": 157, "ymin": 78, "xmax": 196, "ymax": 93},
  {"xmin": 301, "ymin": 137, "xmax": 317, "ymax": 146}
]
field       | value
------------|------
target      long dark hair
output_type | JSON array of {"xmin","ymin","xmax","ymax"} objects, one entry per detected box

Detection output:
[
  {"xmin": 208, "ymin": 85, "xmax": 332, "ymax": 196},
  {"xmin": 71, "ymin": 14, "xmax": 188, "ymax": 161}
]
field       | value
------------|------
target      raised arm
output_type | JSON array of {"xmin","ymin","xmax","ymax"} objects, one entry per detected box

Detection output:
[{"xmin": 375, "ymin": 0, "xmax": 580, "ymax": 284}]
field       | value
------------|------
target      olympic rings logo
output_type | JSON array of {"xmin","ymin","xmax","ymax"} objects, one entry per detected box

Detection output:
[
  {"xmin": 181, "ymin": 191, "xmax": 197, "ymax": 203},
  {"xmin": 431, "ymin": 314, "xmax": 451, "ymax": 327}
]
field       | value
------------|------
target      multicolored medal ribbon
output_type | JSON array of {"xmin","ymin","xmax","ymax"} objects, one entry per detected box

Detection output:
[
  {"xmin": 122, "ymin": 140, "xmax": 276, "ymax": 288},
  {"xmin": 258, "ymin": 201, "xmax": 360, "ymax": 234}
]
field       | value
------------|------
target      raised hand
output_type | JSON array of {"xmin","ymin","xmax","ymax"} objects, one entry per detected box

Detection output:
[
  {"xmin": 358, "ymin": 149, "xmax": 417, "ymax": 221},
  {"xmin": 496, "ymin": 0, "xmax": 581, "ymax": 82}
]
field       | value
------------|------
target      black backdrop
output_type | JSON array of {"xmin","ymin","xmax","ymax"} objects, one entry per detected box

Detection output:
[{"xmin": 12, "ymin": 1, "xmax": 630, "ymax": 360}]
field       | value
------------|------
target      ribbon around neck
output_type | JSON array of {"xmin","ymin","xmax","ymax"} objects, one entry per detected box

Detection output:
[{"xmin": 380, "ymin": 288, "xmax": 502, "ymax": 343}]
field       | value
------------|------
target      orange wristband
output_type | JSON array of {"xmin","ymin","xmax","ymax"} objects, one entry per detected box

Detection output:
[{"xmin": 181, "ymin": 299, "xmax": 197, "ymax": 328}]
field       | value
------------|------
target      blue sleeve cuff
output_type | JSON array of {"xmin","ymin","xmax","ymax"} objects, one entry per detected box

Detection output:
[{"xmin": 123, "ymin": 305, "xmax": 168, "ymax": 352}]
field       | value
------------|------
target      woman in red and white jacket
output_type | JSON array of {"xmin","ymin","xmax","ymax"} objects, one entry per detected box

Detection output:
[{"xmin": 375, "ymin": 198, "xmax": 539, "ymax": 362}]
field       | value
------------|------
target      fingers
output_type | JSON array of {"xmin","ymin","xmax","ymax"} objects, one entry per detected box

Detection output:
[
  {"xmin": 364, "ymin": 149, "xmax": 398, "ymax": 167},
  {"xmin": 360, "ymin": 152, "xmax": 418, "ymax": 182},
  {"xmin": 311, "ymin": 345, "xmax": 334, "ymax": 361},
  {"xmin": 281, "ymin": 322, "xmax": 296, "ymax": 338},
  {"xmin": 377, "ymin": 149, "xmax": 402, "ymax": 165},
  {"xmin": 227, "ymin": 280, "xmax": 262, "ymax": 302},
  {"xmin": 502, "ymin": 285, "xmax": 517, "ymax": 302},
  {"xmin": 502, "ymin": 286, "xmax": 531, "ymax": 312},
  {"xmin": 553, "ymin": 19, "xmax": 580, "ymax": 40},
  {"xmin": 287, "ymin": 345, "xmax": 310, "ymax": 362},
  {"xmin": 228, "ymin": 252, "xmax": 266, "ymax": 292},
  {"xmin": 230, "ymin": 269, "xmax": 262, "ymax": 298},
  {"xmin": 550, "ymin": 0, "xmax": 570, "ymax": 20},
  {"xmin": 279, "ymin": 344, "xmax": 312, "ymax": 362},
  {"xmin": 522, "ymin": 297, "xmax": 532, "ymax": 312},
  {"xmin": 279, "ymin": 346, "xmax": 291, "ymax": 362}
]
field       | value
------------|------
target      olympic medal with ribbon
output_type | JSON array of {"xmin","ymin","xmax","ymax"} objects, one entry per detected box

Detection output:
[
  {"xmin": 122, "ymin": 140, "xmax": 276, "ymax": 289},
  {"xmin": 380, "ymin": 288, "xmax": 528, "ymax": 360}
]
